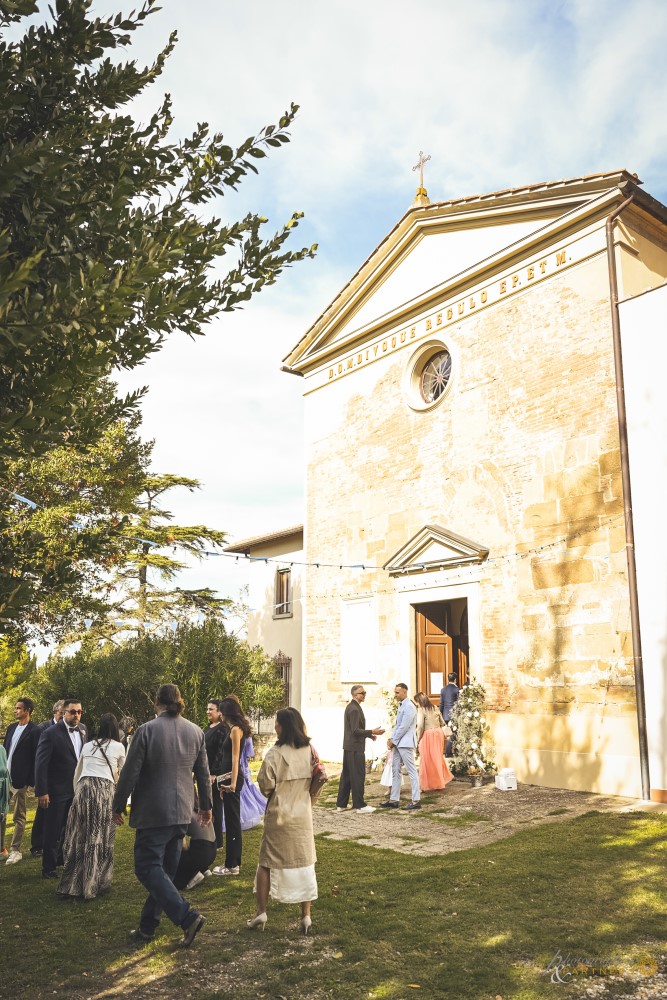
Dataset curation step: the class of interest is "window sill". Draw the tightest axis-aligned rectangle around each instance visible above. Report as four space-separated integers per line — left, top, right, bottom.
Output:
273 611 293 620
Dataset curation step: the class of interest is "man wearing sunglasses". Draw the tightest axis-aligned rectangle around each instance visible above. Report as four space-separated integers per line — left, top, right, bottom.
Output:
34 699 88 879
335 685 384 813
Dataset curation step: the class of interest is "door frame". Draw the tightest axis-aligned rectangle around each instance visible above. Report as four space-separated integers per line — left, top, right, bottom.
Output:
395 576 482 694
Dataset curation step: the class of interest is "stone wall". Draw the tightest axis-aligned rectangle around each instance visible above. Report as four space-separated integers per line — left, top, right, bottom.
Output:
300 247 643 793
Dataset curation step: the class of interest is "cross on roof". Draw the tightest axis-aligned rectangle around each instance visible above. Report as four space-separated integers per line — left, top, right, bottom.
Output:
412 150 431 191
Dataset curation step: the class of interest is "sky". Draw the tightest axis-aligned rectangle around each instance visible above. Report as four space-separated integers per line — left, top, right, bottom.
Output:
94 0 667 606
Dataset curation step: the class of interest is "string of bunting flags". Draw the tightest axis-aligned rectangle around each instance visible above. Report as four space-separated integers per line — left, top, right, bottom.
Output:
202 512 626 573
206 513 628 616
5 486 627 617
4 488 160 549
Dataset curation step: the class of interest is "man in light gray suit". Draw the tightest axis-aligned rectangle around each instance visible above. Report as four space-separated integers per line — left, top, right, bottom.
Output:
380 682 421 811
113 684 212 947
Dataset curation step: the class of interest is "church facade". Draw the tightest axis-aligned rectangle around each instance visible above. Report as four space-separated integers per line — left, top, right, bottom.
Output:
280 169 667 799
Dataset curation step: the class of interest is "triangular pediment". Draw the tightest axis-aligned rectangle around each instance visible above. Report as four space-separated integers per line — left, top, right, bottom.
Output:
284 170 640 373
384 524 489 575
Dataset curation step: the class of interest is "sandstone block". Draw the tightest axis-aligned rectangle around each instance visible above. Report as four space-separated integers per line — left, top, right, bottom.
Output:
560 492 605 522
599 449 621 477
523 500 558 529
532 558 594 589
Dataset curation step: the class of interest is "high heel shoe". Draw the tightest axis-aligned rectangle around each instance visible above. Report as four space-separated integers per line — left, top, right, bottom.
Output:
299 915 312 935
246 913 267 931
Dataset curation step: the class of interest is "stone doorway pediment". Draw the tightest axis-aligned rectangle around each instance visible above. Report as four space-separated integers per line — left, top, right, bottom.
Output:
383 524 489 576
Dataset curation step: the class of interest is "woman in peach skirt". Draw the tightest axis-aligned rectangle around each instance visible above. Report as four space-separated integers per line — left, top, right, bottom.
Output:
415 692 454 792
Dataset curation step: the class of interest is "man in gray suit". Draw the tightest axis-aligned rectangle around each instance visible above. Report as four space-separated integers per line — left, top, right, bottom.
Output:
380 682 421 811
113 684 212 947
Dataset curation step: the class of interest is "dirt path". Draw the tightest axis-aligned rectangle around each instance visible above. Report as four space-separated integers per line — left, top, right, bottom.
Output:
314 768 666 856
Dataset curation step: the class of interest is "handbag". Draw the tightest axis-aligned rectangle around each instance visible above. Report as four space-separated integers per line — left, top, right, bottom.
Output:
309 745 329 800
438 709 452 739
216 772 233 796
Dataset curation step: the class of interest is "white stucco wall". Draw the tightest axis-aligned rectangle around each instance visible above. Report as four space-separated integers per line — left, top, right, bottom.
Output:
242 535 304 721
620 281 667 796
335 216 557 341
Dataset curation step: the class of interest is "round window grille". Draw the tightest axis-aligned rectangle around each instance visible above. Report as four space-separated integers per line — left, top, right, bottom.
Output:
403 340 455 412
419 349 452 404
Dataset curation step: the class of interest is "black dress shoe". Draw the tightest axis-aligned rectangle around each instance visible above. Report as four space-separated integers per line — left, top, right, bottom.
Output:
31 849 43 857
129 928 154 944
181 914 205 947
402 802 422 811
379 800 399 809
42 871 58 879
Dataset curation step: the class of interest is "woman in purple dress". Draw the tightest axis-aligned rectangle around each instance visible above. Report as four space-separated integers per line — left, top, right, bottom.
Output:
238 738 267 830
218 737 267 836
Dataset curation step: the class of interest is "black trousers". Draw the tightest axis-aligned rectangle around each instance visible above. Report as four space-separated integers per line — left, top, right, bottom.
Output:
31 804 45 852
42 796 72 875
211 784 224 849
222 772 244 868
173 840 217 890
336 750 367 809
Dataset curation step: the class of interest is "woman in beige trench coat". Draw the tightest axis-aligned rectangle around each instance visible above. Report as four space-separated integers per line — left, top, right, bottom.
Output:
247 707 317 934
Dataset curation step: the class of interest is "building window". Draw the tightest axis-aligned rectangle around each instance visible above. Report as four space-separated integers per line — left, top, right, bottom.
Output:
272 651 291 705
274 568 292 618
340 597 377 682
403 340 455 412
420 349 452 403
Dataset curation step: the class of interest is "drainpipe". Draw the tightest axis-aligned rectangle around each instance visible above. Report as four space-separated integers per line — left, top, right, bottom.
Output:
605 191 650 800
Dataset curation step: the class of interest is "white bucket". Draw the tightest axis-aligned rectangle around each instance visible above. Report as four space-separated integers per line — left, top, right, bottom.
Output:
495 767 517 791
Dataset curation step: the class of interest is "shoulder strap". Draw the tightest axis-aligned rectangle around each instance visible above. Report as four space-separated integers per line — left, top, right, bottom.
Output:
92 739 115 779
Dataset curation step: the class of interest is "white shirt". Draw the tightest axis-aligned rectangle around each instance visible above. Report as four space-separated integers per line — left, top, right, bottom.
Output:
7 723 27 773
67 726 83 759
74 739 126 784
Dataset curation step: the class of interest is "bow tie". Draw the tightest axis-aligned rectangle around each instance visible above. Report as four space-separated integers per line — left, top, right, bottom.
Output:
68 727 80 734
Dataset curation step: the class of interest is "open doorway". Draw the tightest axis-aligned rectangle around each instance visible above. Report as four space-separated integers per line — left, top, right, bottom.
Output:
414 599 468 705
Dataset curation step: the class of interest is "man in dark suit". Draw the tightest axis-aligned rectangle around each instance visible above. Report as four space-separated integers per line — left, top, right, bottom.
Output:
112 683 212 947
34 698 87 878
439 673 460 721
3 697 38 864
30 700 65 857
439 673 460 756
335 685 384 813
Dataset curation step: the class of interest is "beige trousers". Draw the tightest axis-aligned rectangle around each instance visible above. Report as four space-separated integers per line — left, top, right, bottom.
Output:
8 785 29 853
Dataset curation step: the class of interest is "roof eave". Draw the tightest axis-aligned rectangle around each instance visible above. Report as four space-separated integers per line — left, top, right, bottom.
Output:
224 525 304 554
283 170 641 370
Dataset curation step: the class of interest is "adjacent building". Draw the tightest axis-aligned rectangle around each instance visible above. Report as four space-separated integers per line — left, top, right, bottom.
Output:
224 526 303 712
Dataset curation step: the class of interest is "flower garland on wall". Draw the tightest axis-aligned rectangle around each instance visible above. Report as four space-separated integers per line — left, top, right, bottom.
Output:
449 679 496 778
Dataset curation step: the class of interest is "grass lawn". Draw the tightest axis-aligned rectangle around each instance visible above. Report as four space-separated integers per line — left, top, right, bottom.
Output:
0 805 665 999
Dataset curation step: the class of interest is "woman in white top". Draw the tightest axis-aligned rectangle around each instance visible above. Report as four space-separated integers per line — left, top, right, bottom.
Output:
57 713 126 899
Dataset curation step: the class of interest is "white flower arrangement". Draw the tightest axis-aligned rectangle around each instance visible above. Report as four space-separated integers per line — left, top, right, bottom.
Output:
449 678 495 778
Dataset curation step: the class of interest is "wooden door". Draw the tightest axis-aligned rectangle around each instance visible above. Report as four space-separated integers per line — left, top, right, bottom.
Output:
454 605 469 687
416 602 453 706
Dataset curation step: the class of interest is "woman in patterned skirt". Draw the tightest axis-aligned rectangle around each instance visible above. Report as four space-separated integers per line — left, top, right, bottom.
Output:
57 713 126 899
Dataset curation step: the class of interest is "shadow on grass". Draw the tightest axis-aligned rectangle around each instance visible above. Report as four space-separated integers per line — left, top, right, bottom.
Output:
1 807 665 1000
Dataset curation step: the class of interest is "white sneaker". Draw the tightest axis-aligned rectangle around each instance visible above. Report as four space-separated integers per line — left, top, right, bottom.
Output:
203 869 212 878
5 851 22 865
211 865 240 875
336 806 349 812
184 871 205 890
356 806 376 813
